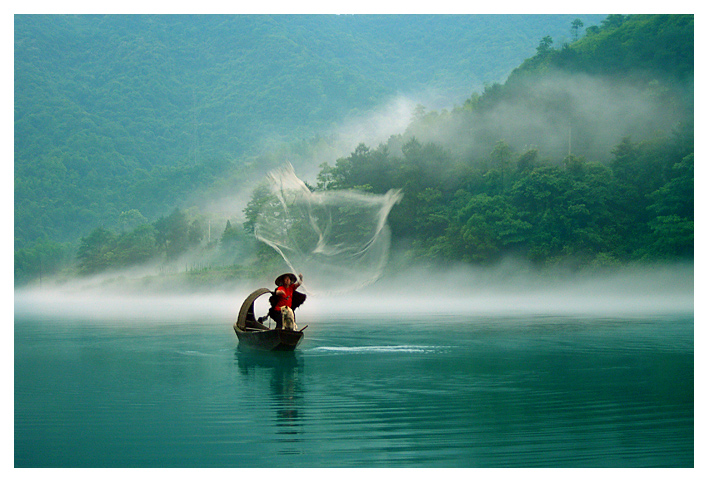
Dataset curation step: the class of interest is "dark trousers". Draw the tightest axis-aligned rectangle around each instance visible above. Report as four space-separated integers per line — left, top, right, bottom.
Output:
268 308 287 330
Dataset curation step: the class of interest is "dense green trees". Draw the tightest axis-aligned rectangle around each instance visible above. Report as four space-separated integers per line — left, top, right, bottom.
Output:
308 12 694 268
16 14 601 252
314 125 692 268
14 14 693 284
646 153 694 258
509 14 693 89
14 239 74 284
71 208 246 276
59 122 694 280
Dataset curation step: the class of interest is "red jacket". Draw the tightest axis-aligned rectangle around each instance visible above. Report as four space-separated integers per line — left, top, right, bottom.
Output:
274 284 295 310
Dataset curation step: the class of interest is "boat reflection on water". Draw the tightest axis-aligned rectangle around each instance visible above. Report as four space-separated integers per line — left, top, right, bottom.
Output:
235 350 305 447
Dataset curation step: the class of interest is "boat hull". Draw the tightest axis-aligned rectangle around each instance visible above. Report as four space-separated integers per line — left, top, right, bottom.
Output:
234 325 304 351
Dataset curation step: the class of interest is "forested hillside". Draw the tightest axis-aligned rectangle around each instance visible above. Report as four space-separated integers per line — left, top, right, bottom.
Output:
314 14 693 268
17 14 694 286
15 14 605 252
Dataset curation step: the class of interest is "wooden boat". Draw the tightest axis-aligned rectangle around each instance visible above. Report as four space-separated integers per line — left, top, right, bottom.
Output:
233 287 306 351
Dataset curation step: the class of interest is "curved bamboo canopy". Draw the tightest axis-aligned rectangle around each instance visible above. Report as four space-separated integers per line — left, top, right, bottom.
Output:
236 287 272 330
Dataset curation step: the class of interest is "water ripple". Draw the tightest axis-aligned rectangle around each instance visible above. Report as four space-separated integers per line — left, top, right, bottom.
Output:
308 345 446 354
15 314 693 467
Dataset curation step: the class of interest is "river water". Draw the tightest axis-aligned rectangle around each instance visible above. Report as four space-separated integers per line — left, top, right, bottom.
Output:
15 305 693 467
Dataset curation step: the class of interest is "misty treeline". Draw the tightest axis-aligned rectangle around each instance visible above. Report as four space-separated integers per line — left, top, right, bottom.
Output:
14 14 693 284
15 14 601 253
72 208 255 275
314 131 693 267
15 205 259 279
313 14 693 268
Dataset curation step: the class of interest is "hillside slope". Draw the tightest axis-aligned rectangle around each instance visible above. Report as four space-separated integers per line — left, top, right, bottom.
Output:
14 14 605 248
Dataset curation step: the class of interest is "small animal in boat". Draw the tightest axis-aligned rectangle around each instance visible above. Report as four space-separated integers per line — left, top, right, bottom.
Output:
281 306 297 330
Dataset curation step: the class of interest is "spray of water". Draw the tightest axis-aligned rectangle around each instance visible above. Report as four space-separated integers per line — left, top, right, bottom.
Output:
254 163 402 295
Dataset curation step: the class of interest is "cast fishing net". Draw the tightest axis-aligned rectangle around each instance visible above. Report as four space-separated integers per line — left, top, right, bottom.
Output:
254 163 402 295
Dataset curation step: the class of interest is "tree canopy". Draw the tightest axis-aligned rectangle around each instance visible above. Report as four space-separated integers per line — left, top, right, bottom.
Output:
15 14 693 285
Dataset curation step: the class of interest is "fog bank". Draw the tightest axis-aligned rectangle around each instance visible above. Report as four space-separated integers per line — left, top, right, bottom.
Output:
14 262 693 323
321 261 694 318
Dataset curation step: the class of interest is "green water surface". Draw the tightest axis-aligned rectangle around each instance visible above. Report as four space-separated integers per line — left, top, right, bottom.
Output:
15 314 693 467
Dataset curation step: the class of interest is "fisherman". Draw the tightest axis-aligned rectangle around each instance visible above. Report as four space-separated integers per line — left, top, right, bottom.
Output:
269 273 306 330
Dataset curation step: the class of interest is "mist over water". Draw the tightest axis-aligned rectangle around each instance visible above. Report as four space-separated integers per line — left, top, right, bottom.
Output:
14 201 694 468
14 262 694 467
343 260 694 317
14 261 693 323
